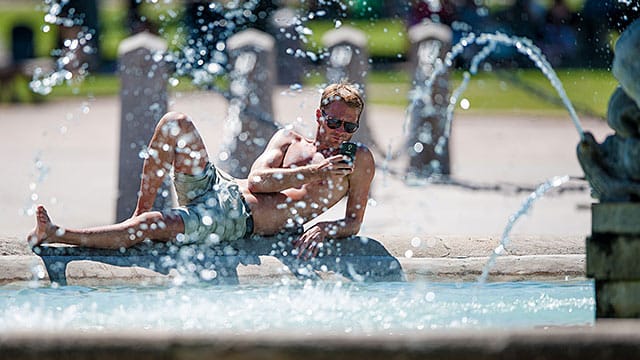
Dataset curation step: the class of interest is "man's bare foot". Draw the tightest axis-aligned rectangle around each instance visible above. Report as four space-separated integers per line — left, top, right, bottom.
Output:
26 205 57 247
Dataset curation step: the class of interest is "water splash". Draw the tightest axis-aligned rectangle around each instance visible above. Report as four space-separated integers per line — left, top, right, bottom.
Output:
0 281 594 333
477 175 571 284
21 152 51 217
407 32 586 168
30 0 97 95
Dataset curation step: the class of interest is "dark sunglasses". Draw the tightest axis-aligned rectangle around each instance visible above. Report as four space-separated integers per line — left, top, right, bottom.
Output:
321 110 359 133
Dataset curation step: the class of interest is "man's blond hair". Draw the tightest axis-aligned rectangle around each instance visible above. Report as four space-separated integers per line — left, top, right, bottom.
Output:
320 82 364 121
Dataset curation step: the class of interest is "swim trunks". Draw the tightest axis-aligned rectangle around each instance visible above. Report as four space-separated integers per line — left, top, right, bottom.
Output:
172 162 253 244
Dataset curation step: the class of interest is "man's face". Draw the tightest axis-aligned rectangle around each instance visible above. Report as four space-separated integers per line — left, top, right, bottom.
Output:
316 101 360 148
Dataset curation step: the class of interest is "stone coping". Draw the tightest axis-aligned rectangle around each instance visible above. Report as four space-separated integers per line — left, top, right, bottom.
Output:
0 234 586 286
1 320 639 360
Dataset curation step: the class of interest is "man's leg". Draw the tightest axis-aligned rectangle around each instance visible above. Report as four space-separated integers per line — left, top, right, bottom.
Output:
27 111 211 249
133 111 210 216
27 205 183 249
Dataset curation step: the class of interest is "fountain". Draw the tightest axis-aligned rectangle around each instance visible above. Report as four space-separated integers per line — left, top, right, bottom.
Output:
3 1 640 359
578 18 640 318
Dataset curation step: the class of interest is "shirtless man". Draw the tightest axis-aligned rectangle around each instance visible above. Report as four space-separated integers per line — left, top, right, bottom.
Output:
27 83 375 259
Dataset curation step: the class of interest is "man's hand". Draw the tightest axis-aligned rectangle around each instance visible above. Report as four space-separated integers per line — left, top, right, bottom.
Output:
314 155 354 177
292 225 331 260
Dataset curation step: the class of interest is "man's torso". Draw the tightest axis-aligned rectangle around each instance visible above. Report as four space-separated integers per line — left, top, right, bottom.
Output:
239 135 350 234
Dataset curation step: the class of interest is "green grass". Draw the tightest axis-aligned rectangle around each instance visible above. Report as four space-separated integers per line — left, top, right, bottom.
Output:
362 68 617 117
43 74 200 99
30 68 616 119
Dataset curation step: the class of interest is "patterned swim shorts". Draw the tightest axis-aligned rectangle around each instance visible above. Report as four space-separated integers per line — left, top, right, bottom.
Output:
172 163 253 244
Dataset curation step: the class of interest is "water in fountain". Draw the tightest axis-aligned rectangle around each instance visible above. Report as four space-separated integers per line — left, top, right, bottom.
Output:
407 32 587 170
477 175 572 284
0 280 594 333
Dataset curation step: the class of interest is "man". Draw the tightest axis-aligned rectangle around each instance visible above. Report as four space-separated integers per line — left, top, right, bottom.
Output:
28 83 375 259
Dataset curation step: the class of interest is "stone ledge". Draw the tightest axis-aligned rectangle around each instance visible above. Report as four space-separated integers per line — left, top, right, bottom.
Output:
0 234 587 286
1 234 588 258
2 320 640 360
0 253 585 286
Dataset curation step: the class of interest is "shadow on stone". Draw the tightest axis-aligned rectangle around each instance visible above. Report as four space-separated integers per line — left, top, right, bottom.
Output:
33 234 404 286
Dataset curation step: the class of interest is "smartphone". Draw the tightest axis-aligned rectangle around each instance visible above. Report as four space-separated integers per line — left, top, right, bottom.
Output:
339 141 358 164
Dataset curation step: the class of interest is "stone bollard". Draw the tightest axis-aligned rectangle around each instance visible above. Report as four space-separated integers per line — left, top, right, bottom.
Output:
116 31 172 222
322 26 373 146
579 19 640 318
405 21 452 179
269 7 305 85
219 28 278 178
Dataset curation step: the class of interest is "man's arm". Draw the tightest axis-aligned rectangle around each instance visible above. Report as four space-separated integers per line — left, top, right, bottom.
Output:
294 145 376 259
247 129 352 193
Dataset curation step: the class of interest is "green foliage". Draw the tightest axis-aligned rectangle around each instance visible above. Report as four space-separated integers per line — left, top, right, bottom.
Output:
0 7 57 58
99 5 128 62
1 0 616 118
304 19 409 59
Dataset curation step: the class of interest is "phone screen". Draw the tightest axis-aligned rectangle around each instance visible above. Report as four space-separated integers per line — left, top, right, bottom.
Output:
340 142 357 163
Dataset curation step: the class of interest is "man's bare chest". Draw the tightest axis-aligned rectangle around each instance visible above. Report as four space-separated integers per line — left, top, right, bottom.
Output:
282 141 321 168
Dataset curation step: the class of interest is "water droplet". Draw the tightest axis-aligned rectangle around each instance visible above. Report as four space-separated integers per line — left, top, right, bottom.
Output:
425 292 436 302
206 62 222 74
138 148 150 160
413 142 424 153
411 237 421 247
200 269 217 280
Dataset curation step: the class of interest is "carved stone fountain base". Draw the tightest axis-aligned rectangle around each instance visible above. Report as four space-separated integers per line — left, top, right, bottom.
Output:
587 203 640 317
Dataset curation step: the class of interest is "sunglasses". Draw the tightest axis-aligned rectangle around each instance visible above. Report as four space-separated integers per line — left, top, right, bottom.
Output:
321 110 359 133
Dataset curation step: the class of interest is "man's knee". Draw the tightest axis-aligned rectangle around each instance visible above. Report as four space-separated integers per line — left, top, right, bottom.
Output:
125 211 177 243
134 211 166 227
157 111 191 137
